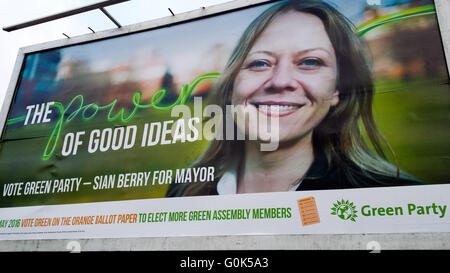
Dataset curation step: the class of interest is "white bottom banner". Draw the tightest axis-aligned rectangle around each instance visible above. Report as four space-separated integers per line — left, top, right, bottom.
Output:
0 184 449 240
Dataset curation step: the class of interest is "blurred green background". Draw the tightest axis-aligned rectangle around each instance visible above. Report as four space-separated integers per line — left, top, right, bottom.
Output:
0 102 211 207
371 77 449 183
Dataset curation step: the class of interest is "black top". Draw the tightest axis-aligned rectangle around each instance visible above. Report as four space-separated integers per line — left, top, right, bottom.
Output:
166 152 421 197
295 152 421 191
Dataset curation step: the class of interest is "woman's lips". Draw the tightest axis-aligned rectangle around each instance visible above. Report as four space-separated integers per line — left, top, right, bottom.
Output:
249 101 304 117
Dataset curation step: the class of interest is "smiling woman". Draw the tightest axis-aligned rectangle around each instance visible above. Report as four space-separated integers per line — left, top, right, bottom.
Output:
167 0 421 197
231 11 340 146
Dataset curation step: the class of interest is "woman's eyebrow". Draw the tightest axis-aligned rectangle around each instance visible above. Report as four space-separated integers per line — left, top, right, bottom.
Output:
247 48 333 58
294 47 333 58
246 50 276 58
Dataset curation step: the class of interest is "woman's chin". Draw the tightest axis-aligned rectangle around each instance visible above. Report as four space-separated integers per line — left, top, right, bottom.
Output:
241 131 312 152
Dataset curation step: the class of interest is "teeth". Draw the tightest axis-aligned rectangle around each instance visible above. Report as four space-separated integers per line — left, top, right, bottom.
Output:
258 105 298 111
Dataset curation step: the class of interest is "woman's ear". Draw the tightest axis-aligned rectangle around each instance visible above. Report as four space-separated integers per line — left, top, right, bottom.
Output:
331 90 340 106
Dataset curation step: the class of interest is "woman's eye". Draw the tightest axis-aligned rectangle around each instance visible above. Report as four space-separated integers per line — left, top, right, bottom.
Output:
246 60 270 70
298 58 325 69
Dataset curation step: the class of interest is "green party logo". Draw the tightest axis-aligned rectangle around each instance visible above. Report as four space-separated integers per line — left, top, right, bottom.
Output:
331 199 358 222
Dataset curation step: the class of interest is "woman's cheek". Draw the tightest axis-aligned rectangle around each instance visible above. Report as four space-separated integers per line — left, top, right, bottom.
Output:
309 71 338 96
232 71 268 105
231 84 251 106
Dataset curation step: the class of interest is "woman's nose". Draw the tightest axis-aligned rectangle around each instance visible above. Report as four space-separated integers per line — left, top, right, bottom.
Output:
265 61 299 92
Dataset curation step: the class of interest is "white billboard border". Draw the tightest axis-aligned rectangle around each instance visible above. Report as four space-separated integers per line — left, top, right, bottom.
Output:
0 0 449 251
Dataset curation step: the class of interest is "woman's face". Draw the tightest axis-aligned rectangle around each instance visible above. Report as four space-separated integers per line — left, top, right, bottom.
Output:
231 11 339 144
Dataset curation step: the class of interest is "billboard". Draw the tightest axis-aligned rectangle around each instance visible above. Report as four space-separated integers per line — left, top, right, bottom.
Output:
0 0 449 240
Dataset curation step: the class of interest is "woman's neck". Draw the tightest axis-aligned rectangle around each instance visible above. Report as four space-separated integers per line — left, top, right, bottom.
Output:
237 133 315 193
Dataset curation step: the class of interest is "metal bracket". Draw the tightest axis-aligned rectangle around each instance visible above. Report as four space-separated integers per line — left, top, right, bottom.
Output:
2 0 129 32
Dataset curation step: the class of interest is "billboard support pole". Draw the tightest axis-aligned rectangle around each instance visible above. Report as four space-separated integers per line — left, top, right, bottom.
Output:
2 0 128 32
99 7 122 28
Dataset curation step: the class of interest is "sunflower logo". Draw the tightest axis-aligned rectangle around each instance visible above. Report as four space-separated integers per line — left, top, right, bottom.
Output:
331 199 358 222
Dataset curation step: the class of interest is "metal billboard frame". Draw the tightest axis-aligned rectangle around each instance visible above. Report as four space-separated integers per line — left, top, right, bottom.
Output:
0 0 449 251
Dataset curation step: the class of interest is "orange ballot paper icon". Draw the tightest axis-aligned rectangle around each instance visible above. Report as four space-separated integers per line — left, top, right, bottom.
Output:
297 197 320 226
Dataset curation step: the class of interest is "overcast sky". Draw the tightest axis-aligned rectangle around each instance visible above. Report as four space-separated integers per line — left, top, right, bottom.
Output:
0 0 233 109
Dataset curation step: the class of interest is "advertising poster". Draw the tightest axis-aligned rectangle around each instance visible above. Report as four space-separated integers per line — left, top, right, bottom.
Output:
0 0 449 240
